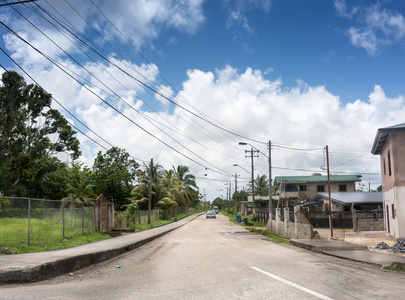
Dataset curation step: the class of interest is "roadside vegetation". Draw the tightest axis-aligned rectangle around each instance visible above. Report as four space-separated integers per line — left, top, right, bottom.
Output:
0 230 110 254
225 212 290 244
0 209 204 255
124 209 204 231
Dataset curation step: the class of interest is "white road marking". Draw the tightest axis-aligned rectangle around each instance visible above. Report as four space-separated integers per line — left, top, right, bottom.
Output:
251 266 334 300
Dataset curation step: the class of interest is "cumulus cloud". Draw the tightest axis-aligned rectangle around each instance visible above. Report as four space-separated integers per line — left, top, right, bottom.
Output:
2 0 401 200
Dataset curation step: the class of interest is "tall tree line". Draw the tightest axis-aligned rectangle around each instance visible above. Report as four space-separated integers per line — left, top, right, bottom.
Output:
0 71 200 209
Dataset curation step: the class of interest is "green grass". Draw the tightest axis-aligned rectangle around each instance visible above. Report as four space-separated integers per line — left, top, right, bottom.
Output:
246 227 290 244
0 231 110 254
0 217 108 254
129 210 203 231
225 212 290 244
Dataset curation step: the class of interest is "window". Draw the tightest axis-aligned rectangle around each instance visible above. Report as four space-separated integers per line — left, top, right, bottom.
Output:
285 184 298 192
299 185 307 191
388 151 392 176
339 185 347 192
383 158 386 175
317 185 325 192
392 204 395 219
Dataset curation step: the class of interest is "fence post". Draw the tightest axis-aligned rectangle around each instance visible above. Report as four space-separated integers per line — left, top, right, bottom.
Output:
284 207 289 236
82 202 84 235
28 199 31 245
62 201 65 239
294 206 299 239
276 208 281 234
352 208 357 231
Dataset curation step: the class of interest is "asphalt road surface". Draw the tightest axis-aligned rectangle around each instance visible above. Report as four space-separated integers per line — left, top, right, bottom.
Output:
2 214 405 300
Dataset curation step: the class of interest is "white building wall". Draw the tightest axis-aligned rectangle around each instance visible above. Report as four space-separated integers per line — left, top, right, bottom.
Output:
384 186 405 238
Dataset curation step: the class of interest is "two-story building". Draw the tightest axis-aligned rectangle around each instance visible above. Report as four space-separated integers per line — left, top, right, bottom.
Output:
371 123 405 238
274 175 362 206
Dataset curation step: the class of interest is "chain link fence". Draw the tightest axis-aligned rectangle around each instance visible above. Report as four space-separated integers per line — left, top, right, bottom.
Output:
0 196 95 246
114 206 195 230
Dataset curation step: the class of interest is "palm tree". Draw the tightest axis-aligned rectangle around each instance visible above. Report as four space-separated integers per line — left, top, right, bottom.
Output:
173 165 198 206
255 174 269 196
62 179 98 207
129 163 168 210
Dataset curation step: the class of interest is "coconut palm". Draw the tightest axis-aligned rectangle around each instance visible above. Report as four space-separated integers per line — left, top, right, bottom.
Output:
173 165 198 205
255 174 269 196
62 179 98 207
129 163 167 210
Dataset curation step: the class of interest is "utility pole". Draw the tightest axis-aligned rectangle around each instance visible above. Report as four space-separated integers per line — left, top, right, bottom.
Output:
235 173 238 215
148 158 153 225
326 146 333 238
245 148 259 202
268 140 272 229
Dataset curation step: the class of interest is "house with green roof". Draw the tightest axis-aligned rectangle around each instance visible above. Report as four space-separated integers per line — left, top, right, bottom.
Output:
274 175 362 205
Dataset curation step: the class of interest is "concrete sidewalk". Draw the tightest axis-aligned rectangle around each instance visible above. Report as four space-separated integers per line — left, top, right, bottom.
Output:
290 238 405 268
0 213 202 283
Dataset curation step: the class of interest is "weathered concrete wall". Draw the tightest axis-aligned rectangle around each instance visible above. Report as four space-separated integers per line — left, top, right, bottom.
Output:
266 207 314 239
357 219 384 231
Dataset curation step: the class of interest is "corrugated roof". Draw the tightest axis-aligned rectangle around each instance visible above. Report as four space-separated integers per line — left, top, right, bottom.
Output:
274 175 362 185
310 192 383 204
371 123 405 155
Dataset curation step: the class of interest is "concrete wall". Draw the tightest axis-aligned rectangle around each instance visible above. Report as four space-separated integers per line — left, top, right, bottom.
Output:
384 186 405 238
266 207 314 239
379 132 405 238
381 132 405 191
357 219 384 231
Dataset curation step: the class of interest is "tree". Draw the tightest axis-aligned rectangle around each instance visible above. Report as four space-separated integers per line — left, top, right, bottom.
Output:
211 197 223 209
254 174 269 196
173 165 199 206
0 71 81 197
92 147 139 208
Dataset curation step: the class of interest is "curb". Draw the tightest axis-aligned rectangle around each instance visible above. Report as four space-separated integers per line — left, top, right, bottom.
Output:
1 213 203 283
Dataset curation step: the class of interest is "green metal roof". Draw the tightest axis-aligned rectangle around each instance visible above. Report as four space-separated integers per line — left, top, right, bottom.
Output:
274 175 362 185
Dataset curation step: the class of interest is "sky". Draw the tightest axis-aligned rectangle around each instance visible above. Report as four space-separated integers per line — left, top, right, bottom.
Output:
1 0 405 202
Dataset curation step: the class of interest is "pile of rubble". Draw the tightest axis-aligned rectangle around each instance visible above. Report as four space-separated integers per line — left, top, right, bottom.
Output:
375 238 405 253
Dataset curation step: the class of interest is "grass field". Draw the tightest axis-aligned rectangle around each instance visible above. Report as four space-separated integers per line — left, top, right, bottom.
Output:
0 217 108 254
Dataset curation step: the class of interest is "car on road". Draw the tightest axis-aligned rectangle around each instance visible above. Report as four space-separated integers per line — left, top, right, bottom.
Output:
206 210 216 219
213 206 219 214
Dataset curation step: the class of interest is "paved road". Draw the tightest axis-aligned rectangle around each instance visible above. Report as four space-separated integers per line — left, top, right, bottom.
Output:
1 214 405 299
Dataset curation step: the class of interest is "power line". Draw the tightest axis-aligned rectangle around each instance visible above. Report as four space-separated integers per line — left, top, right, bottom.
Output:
0 0 37 6
0 21 235 177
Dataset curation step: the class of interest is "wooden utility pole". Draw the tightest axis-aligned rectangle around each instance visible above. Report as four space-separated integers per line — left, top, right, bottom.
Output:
326 145 333 238
268 140 272 230
148 158 153 225
235 173 238 215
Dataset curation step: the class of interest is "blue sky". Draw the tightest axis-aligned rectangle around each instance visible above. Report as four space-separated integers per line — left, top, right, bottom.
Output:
1 0 405 201
149 0 405 102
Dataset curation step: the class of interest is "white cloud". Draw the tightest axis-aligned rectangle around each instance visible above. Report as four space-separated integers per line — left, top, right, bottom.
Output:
3 1 401 201
335 1 405 55
224 0 271 34
90 0 205 47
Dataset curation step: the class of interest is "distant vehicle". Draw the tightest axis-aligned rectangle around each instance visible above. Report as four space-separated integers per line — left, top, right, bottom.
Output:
213 206 219 214
206 211 216 219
